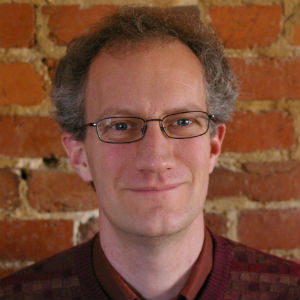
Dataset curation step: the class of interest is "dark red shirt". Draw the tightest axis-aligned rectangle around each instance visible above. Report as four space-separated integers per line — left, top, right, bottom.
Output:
92 228 213 300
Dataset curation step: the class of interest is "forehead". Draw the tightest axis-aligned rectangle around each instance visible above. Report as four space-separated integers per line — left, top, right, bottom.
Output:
85 39 207 118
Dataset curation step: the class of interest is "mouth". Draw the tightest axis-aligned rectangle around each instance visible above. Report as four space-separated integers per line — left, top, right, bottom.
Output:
127 184 181 194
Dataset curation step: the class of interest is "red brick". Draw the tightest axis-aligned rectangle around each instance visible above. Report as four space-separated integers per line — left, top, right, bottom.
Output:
0 220 73 260
208 161 300 202
291 24 300 46
204 213 227 235
223 111 296 152
230 58 300 101
0 116 65 158
208 168 244 199
78 217 99 244
238 209 300 249
0 4 34 48
243 161 300 202
42 5 117 45
0 169 19 210
28 170 98 212
0 63 44 106
210 5 281 49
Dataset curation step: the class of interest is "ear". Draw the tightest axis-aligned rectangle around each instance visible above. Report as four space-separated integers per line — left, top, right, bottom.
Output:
209 124 226 174
61 132 93 182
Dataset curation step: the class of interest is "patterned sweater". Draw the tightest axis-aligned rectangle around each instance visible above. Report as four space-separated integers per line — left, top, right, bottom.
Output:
0 233 299 300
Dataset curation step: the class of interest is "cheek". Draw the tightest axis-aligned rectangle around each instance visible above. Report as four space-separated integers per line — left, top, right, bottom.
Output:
178 138 211 169
86 142 135 188
180 139 212 194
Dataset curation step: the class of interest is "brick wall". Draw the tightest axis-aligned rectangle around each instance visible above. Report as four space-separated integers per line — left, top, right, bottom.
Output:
0 0 299 278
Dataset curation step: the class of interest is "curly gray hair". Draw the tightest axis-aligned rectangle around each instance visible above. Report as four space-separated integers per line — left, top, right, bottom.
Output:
52 6 238 140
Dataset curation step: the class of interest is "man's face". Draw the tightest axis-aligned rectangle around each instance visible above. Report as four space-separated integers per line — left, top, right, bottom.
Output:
73 40 224 238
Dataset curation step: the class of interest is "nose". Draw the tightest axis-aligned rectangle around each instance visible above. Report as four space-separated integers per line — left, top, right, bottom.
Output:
135 120 175 174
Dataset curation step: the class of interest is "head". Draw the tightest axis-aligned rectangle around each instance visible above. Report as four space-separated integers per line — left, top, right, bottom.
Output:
53 6 237 140
53 7 237 239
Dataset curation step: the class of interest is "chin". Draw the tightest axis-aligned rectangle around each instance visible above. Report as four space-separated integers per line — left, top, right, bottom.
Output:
128 210 202 240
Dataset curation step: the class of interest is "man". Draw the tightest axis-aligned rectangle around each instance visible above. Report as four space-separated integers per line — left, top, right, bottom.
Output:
0 7 299 300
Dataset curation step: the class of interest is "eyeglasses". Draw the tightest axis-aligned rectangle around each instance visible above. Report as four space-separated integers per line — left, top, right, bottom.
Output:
84 111 215 144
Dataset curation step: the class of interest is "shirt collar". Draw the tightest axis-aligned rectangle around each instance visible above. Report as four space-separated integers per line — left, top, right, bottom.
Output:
178 227 213 300
93 235 139 300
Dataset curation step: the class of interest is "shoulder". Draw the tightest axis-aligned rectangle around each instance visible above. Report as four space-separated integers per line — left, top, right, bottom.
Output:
223 235 300 276
212 233 300 300
0 238 94 300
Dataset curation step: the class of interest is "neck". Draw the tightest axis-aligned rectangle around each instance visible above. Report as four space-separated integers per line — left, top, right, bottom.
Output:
99 214 205 300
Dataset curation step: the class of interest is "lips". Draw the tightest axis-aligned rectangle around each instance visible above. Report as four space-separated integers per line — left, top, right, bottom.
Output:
126 183 181 193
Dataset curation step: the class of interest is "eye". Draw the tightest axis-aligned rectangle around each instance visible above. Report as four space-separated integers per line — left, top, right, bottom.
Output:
113 122 129 131
175 118 192 126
